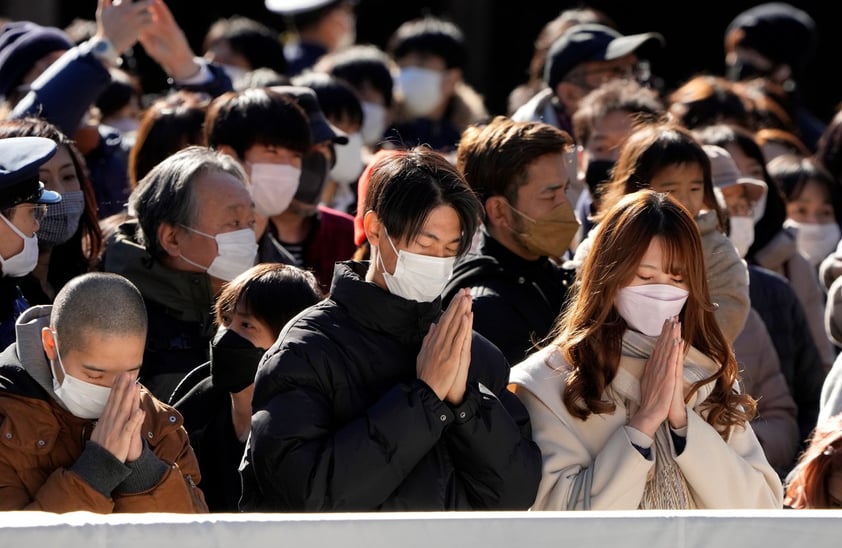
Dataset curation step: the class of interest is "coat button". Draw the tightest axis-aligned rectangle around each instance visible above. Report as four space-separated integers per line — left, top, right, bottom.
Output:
147 432 154 438
517 276 525 284
459 411 467 419
4 432 11 439
439 414 447 422
168 415 177 423
37 440 45 447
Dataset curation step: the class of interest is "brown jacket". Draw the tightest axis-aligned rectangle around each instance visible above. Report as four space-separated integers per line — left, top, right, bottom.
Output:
0 306 207 513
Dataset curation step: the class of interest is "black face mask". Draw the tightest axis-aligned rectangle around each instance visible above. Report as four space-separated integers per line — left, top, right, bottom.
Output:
585 159 615 198
294 150 330 206
209 329 266 393
726 59 769 82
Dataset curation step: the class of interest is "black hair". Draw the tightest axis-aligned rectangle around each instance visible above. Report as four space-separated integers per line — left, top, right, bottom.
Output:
317 44 395 107
51 273 147 354
204 87 312 160
387 16 467 70
365 146 481 255
292 71 363 127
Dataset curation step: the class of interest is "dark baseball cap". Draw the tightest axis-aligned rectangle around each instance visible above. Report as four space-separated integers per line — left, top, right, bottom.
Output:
544 23 664 89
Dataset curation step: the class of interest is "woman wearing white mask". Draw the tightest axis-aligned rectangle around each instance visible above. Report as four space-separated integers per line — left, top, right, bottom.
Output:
240 146 543 511
510 190 783 510
770 154 842 270
0 135 61 350
0 118 104 305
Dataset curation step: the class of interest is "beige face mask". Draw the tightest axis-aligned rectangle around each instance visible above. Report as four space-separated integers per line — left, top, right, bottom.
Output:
507 199 580 258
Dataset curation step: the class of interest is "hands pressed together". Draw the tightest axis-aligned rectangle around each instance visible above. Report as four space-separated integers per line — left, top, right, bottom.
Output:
416 288 474 406
629 316 688 438
90 372 145 463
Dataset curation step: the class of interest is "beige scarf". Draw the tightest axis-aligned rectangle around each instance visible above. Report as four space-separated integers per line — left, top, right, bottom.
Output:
608 330 720 509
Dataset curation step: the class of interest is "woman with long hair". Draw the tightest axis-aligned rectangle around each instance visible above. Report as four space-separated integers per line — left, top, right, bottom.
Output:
510 190 782 510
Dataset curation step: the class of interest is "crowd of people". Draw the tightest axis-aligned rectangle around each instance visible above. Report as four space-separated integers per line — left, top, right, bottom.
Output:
0 0 841 513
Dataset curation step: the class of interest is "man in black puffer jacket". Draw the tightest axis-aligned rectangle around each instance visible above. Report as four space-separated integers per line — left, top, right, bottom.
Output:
239 147 542 511
442 117 579 366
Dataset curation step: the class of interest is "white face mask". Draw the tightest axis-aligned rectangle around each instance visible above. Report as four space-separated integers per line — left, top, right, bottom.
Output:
330 132 364 185
249 163 301 217
39 190 85 246
107 117 140 136
397 67 444 118
49 331 112 419
614 284 689 337
0 212 39 278
728 216 755 258
361 101 388 146
180 226 258 282
784 219 842 267
378 229 456 302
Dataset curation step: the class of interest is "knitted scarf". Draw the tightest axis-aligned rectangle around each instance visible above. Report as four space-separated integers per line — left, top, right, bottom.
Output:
609 330 721 509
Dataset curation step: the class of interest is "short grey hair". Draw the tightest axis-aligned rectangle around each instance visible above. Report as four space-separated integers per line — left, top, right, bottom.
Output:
51 273 148 355
129 146 248 261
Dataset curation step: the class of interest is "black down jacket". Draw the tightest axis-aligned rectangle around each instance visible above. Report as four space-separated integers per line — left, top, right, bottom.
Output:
239 261 542 511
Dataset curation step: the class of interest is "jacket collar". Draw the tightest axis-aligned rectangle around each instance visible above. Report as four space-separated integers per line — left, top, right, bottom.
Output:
0 304 55 399
479 230 550 273
103 219 214 323
329 261 442 345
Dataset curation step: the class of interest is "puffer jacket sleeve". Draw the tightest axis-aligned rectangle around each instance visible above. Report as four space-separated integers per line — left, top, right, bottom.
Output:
243 337 458 511
112 393 208 513
10 46 110 136
440 334 542 509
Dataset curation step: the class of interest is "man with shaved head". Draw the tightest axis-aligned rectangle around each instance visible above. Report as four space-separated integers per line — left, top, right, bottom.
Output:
0 272 207 512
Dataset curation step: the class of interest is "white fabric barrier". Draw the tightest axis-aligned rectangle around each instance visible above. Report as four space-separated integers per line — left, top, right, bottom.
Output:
0 510 839 548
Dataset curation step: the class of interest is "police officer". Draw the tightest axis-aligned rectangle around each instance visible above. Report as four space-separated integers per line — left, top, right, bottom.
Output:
0 136 61 348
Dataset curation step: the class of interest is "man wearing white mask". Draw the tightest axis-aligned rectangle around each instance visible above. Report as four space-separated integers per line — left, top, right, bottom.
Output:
103 147 257 401
383 16 488 158
0 272 207 512
0 136 61 350
240 147 542 511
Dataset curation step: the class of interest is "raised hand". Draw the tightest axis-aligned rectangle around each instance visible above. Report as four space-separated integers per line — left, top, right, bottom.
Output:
629 316 683 438
90 372 146 463
97 0 155 55
417 288 472 401
137 0 200 80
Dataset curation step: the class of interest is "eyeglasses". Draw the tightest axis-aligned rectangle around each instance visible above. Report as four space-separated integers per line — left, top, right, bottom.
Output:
16 203 48 223
563 61 652 91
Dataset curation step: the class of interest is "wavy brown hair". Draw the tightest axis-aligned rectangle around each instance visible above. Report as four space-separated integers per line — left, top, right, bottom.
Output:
785 413 842 508
551 190 755 436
